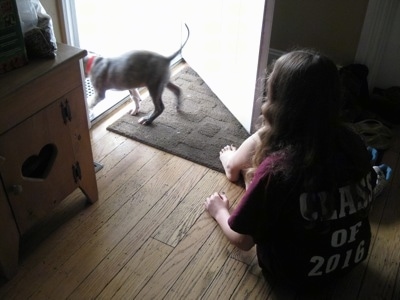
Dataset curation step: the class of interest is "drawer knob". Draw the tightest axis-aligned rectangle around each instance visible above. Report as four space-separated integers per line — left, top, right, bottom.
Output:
10 185 23 195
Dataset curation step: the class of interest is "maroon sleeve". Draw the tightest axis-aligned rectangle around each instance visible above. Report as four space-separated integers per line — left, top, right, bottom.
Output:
228 158 272 236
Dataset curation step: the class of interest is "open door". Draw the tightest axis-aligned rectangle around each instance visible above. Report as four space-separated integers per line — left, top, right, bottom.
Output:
182 0 274 133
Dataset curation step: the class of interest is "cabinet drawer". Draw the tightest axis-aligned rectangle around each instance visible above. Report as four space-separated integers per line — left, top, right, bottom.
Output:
0 61 83 134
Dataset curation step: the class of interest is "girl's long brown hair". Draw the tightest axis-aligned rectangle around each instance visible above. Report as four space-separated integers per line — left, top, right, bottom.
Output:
248 49 342 191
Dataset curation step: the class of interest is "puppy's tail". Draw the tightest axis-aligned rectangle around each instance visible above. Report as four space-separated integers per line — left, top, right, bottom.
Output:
168 23 190 61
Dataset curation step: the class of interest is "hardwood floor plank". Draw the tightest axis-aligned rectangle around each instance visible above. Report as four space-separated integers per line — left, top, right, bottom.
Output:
95 142 163 201
91 132 127 163
394 267 400 300
0 143 172 299
152 169 244 247
231 269 274 300
162 220 235 300
0 190 89 297
155 177 254 299
135 205 226 299
357 149 400 300
0 130 135 297
230 247 257 265
140 177 241 298
31 155 192 298
68 160 209 298
97 238 173 300
200 257 248 299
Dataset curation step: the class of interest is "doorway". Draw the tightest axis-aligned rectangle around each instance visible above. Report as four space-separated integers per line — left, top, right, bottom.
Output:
182 0 273 132
61 0 274 132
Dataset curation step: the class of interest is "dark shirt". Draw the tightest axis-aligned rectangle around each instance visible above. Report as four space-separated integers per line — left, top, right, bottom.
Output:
228 130 374 288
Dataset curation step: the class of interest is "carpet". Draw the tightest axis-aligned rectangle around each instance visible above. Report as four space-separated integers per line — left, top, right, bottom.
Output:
106 65 250 173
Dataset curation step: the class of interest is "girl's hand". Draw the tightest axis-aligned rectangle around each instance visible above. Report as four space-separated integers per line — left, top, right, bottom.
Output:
204 192 229 219
204 192 255 251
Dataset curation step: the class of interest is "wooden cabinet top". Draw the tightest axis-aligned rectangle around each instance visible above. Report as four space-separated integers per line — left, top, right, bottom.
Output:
0 43 87 100
0 44 88 135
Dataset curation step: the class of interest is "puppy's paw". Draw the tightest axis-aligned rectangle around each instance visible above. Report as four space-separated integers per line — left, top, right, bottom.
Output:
129 103 139 115
138 116 153 125
88 109 95 120
87 95 97 109
129 108 139 116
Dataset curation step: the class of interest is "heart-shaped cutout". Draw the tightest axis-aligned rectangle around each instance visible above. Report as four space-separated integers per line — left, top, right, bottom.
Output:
21 144 57 179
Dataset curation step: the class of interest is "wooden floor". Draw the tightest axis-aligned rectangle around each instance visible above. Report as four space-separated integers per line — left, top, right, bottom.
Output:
1 101 400 299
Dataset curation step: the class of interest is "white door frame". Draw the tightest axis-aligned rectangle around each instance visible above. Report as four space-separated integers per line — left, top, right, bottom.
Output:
59 0 79 47
251 0 275 133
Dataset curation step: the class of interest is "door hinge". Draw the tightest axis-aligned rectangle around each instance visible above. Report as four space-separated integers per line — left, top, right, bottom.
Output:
72 161 81 183
61 99 72 124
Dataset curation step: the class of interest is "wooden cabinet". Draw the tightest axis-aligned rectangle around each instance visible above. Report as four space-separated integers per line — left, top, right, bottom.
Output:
0 44 98 279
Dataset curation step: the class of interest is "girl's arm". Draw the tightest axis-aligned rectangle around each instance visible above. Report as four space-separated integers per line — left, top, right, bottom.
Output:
205 192 255 251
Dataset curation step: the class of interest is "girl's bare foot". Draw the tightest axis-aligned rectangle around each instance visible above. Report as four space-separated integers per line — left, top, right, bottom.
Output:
220 145 237 178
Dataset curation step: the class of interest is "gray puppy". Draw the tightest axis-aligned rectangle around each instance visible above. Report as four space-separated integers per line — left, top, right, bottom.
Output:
84 24 190 125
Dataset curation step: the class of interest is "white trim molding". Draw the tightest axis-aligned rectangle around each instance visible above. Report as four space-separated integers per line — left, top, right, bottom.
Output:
355 0 400 90
60 0 80 47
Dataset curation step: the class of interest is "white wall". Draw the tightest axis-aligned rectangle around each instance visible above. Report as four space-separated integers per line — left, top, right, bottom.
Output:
374 6 400 89
356 0 400 90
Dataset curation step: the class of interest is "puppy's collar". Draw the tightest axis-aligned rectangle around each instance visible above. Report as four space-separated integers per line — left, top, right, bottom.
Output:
86 55 96 74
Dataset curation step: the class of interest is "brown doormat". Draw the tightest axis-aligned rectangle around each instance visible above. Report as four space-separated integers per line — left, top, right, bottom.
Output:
106 65 250 173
